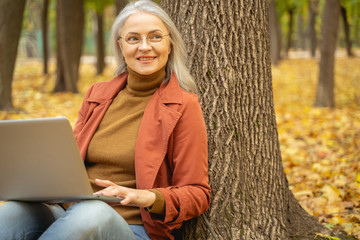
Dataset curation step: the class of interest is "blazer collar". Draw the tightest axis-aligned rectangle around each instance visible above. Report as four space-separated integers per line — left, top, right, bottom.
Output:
86 72 183 105
86 73 127 104
157 72 183 105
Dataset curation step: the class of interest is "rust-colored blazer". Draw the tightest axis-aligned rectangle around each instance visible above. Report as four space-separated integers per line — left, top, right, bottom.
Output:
73 73 211 239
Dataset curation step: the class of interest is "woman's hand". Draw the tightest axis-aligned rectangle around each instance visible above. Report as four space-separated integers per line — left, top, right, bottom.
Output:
94 179 156 208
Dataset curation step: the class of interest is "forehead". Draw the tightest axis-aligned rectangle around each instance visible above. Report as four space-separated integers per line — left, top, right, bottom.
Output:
121 12 168 34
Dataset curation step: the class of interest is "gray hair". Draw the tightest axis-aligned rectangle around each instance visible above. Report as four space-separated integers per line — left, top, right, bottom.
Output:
110 0 196 92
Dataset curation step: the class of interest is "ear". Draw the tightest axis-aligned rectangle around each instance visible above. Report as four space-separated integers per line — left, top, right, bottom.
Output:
118 39 124 52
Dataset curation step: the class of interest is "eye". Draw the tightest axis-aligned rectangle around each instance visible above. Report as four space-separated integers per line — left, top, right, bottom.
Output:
148 32 163 42
125 34 141 44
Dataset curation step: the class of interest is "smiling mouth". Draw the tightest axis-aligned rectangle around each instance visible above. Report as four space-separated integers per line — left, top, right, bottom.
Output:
138 57 156 61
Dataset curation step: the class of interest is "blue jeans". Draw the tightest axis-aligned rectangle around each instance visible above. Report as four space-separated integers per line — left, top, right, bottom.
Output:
0 200 151 240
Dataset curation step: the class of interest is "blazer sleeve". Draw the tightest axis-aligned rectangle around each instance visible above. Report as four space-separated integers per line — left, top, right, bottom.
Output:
155 93 211 224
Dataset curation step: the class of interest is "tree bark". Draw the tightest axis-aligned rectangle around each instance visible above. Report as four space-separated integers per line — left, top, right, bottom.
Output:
41 0 49 74
160 0 330 239
93 12 105 75
269 0 281 65
0 0 26 110
308 0 319 58
340 5 353 57
54 0 84 93
315 0 340 108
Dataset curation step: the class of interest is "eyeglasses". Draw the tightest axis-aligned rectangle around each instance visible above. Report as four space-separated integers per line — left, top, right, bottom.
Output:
119 31 170 45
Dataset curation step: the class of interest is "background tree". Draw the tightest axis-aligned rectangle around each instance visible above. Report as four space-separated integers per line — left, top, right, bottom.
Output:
41 0 50 74
53 0 84 92
295 2 307 51
21 1 42 58
114 0 129 15
270 0 282 65
93 10 105 75
350 0 360 47
0 0 26 110
276 0 307 57
86 0 113 75
284 1 296 56
308 0 319 58
340 2 353 57
160 0 331 239
315 0 341 108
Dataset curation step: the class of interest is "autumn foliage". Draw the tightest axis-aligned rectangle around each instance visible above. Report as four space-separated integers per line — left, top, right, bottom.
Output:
0 56 359 238
272 56 360 238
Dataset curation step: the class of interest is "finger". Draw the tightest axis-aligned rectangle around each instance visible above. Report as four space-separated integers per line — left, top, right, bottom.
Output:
95 179 117 187
95 185 130 199
119 195 138 207
120 197 132 206
95 186 119 196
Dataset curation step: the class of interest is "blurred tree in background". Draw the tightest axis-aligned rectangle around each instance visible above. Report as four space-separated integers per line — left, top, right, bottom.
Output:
1 0 359 110
54 0 84 93
315 0 341 108
271 0 360 60
0 0 26 110
86 0 114 75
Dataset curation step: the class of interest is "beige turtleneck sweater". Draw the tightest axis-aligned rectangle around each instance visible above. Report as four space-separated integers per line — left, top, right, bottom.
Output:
85 67 166 224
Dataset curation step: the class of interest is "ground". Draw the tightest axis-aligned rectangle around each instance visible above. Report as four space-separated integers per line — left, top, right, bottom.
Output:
0 52 359 239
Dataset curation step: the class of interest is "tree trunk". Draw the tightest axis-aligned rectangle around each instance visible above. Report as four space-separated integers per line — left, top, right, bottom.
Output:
340 5 353 57
355 11 360 47
25 33 36 58
41 0 49 74
308 0 319 58
160 0 331 239
115 0 129 16
269 0 281 65
0 0 26 110
315 0 340 108
286 7 295 56
53 0 84 93
296 14 306 50
93 12 105 75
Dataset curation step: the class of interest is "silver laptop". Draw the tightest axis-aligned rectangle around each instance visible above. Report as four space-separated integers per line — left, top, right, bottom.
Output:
0 117 123 203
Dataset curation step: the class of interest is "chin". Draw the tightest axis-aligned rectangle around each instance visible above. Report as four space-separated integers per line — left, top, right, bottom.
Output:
136 68 160 75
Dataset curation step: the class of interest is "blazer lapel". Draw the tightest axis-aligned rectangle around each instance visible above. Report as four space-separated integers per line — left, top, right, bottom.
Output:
135 73 183 189
77 74 127 159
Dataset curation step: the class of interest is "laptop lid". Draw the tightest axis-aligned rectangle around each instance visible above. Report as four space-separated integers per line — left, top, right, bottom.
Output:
0 117 122 203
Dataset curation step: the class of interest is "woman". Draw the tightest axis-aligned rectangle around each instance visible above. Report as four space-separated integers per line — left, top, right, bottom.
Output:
0 1 210 239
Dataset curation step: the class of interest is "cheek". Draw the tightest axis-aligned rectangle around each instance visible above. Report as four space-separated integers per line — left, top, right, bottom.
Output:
160 45 171 59
122 48 136 60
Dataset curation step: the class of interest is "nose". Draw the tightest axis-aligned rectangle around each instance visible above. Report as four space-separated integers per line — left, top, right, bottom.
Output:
138 36 151 51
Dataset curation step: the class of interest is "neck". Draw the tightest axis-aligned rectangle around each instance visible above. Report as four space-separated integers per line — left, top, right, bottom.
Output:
125 67 165 96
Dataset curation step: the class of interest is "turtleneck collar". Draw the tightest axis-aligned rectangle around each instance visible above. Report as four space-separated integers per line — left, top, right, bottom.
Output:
125 67 166 97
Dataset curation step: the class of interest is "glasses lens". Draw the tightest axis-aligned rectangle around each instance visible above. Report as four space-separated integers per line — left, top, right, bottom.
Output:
148 32 163 43
125 34 141 45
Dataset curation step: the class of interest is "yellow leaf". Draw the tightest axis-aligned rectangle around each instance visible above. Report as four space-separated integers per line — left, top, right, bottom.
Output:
315 233 341 240
320 185 341 203
356 172 360 187
331 216 346 225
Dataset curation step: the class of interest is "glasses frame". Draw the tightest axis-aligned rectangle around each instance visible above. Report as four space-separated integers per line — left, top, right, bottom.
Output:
118 32 170 46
